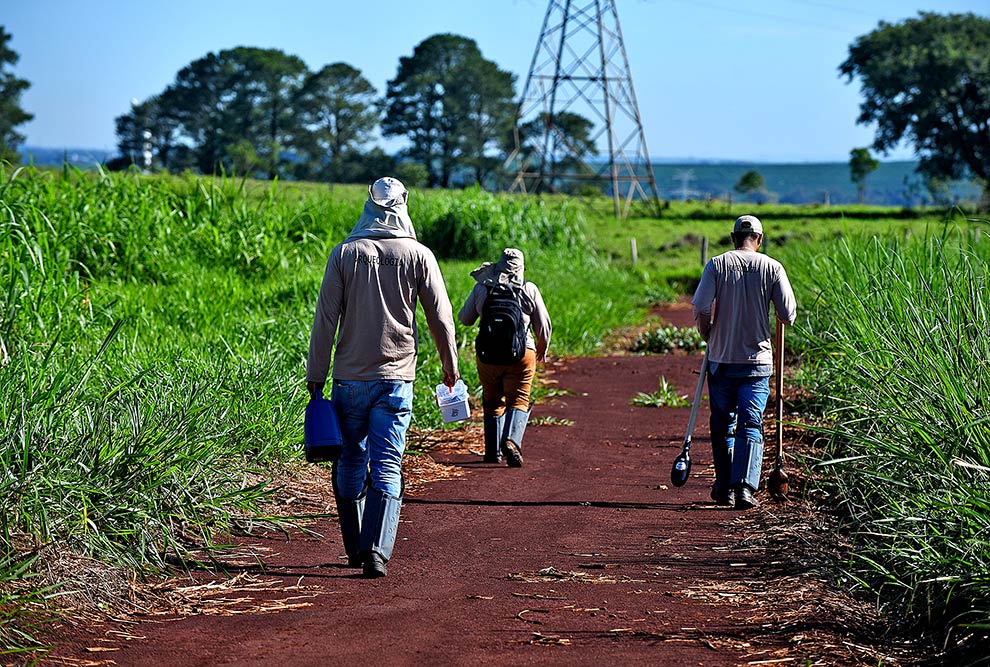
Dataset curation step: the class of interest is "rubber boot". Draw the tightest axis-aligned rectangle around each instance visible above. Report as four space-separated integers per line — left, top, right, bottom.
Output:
483 413 505 463
710 435 734 505
359 487 403 578
731 421 765 495
332 465 368 567
500 407 530 467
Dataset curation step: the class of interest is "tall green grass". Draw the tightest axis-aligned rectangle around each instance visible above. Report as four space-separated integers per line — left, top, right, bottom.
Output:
782 225 990 662
0 165 651 653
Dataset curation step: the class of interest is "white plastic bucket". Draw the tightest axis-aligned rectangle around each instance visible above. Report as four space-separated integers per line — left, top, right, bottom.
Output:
435 380 471 423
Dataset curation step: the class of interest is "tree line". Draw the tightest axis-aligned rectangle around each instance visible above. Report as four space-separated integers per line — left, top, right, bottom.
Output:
112 34 596 190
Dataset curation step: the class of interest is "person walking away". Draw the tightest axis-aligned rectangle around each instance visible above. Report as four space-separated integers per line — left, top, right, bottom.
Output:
307 177 459 577
691 215 796 510
459 248 551 467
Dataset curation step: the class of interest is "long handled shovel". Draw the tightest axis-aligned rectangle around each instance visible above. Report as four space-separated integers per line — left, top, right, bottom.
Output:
768 320 789 500
670 352 709 487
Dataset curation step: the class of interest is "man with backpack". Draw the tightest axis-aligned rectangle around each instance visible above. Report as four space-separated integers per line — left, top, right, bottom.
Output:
459 248 552 467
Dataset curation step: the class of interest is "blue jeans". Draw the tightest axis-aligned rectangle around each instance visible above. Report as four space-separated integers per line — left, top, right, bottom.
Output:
331 379 413 498
707 370 771 492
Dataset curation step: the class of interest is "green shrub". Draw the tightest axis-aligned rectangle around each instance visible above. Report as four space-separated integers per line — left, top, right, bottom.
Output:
631 377 690 407
630 325 706 354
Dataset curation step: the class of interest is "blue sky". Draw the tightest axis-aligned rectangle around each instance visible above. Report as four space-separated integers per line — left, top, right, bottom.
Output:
4 0 988 162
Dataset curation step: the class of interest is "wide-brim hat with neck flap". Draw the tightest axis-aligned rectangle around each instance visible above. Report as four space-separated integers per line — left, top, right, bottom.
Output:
345 176 415 241
471 248 525 288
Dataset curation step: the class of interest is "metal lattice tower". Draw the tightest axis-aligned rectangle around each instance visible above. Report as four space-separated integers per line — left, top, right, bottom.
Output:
507 0 661 218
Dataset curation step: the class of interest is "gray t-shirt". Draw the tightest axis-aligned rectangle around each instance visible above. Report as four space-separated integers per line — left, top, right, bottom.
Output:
692 249 797 366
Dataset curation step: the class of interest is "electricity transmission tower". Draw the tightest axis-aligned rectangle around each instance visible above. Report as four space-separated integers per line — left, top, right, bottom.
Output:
507 0 661 219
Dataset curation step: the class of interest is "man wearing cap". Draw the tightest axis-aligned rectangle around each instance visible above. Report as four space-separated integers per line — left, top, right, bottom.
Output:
307 177 459 577
691 215 796 509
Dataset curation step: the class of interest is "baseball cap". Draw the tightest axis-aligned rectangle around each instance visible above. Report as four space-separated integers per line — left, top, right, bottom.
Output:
733 215 763 235
369 177 408 207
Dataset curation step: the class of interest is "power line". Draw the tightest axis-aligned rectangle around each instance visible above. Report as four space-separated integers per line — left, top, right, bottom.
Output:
664 0 858 34
785 0 882 19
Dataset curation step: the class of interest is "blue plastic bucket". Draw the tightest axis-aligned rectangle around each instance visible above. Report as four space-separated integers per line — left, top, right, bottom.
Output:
304 389 343 463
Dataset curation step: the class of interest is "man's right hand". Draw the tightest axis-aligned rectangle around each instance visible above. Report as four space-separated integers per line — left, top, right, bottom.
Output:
443 370 459 388
307 381 325 400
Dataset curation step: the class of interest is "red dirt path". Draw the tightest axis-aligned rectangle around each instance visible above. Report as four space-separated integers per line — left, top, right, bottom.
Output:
46 307 831 667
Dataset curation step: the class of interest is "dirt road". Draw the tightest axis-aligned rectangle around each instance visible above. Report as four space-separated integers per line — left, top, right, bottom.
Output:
48 308 849 666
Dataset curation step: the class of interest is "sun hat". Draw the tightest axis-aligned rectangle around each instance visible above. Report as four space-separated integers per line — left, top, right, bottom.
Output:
733 214 763 235
369 177 408 207
470 248 525 288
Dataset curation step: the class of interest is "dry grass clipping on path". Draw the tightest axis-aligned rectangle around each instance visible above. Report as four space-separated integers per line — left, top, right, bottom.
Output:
28 426 473 658
669 501 928 667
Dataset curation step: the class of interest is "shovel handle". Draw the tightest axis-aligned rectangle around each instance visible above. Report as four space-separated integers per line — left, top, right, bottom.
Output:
775 320 785 460
684 352 709 438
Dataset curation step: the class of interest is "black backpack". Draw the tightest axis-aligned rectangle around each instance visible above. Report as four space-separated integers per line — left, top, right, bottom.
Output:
476 284 527 365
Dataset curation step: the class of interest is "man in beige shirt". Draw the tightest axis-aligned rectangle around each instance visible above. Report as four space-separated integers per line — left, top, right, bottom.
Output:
307 177 459 577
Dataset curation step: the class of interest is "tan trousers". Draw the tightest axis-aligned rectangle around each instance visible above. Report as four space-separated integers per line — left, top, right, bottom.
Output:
476 348 537 417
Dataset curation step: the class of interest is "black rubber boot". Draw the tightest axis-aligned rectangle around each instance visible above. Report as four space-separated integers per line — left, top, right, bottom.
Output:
733 484 761 510
501 407 530 467
359 487 403 578
332 466 367 567
710 444 734 505
483 413 505 463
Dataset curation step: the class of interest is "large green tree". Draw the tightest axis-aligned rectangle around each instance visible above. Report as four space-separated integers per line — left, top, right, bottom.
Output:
293 63 379 183
0 26 33 164
226 47 308 179
840 12 990 210
119 47 306 178
159 51 237 175
382 34 516 188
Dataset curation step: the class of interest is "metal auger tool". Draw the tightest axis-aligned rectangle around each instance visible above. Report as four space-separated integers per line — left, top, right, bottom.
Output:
670 352 709 487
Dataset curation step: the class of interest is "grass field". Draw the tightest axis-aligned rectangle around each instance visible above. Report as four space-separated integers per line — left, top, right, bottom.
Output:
1 164 987 661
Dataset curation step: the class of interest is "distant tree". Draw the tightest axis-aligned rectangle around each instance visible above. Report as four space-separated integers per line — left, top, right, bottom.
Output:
840 12 990 211
294 63 379 183
0 26 33 164
734 170 766 204
849 147 879 204
382 34 516 188
142 48 306 178
447 52 516 186
514 111 599 193
225 139 261 177
162 51 237 174
335 147 397 186
394 161 429 189
224 47 308 179
114 95 183 170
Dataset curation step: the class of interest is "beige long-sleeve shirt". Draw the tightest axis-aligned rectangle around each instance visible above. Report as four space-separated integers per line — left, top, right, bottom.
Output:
307 236 458 383
458 282 552 362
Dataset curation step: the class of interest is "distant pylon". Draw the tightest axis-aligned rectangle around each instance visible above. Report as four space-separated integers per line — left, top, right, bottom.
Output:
507 0 661 219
